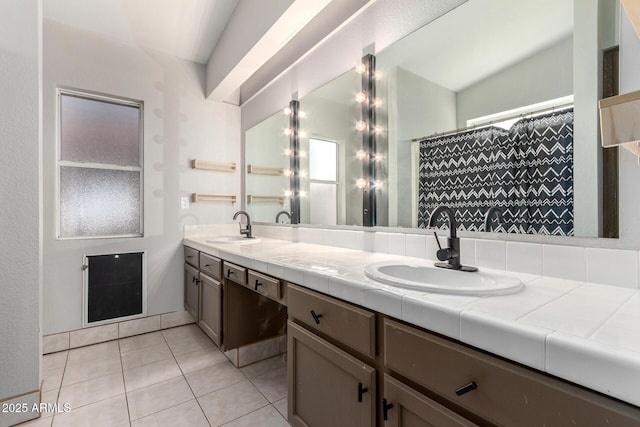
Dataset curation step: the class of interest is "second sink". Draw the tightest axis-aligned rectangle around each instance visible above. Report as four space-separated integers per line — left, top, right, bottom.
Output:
364 261 523 296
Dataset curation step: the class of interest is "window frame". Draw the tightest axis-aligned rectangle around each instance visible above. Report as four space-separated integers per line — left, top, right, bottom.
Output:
56 87 144 240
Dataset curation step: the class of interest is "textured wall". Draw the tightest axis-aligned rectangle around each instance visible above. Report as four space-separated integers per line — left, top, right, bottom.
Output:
0 0 41 409
42 20 241 334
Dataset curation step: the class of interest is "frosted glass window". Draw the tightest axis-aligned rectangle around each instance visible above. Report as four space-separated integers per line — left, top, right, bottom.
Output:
61 94 141 166
309 138 337 181
60 167 141 237
58 89 143 239
310 183 337 225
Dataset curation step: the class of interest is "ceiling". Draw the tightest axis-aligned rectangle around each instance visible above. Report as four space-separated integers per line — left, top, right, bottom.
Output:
43 0 240 64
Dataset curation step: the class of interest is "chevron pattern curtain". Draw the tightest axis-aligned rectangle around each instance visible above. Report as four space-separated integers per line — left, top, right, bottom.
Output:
418 108 574 236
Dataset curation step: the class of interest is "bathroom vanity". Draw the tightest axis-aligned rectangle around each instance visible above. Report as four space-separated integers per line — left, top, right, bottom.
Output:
184 233 640 426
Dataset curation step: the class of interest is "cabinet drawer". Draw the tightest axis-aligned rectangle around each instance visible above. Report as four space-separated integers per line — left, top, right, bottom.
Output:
288 284 375 358
384 318 640 426
199 253 221 280
247 270 283 304
223 261 246 285
184 246 199 268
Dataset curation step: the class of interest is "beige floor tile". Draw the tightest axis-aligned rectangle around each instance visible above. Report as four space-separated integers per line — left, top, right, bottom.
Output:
130 400 209 427
121 342 173 370
250 367 287 403
175 347 227 374
185 361 246 397
221 404 289 427
123 358 182 392
42 352 68 372
38 390 60 419
66 341 120 367
198 380 269 427
62 357 122 387
127 376 194 421
273 398 287 420
42 368 64 393
58 372 124 410
167 333 217 357
52 394 129 427
15 416 53 426
162 324 205 345
240 354 286 380
119 331 165 354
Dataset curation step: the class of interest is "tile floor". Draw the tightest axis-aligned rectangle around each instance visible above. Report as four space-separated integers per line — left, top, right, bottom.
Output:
22 324 289 427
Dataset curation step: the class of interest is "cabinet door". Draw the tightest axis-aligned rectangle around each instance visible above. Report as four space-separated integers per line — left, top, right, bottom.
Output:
184 263 199 320
383 374 476 427
199 272 221 347
288 321 375 427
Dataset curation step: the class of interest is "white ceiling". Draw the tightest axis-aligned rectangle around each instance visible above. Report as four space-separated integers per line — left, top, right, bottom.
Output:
377 0 574 92
43 0 239 64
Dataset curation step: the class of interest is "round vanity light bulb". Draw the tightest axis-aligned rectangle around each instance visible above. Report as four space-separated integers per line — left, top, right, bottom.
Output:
355 63 367 74
374 153 383 162
283 107 292 116
356 178 367 189
283 128 293 136
299 170 307 178
375 180 384 189
284 190 293 198
283 169 292 177
284 148 292 156
355 92 367 103
374 125 384 134
374 98 383 108
355 121 367 131
299 190 307 198
374 70 383 80
355 150 367 160
298 111 307 118
299 130 307 138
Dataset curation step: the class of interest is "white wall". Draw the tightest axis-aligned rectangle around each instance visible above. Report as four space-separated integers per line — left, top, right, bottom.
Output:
42 20 241 334
0 0 42 420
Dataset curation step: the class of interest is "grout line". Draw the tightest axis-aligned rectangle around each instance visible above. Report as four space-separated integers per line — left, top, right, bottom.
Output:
117 339 132 426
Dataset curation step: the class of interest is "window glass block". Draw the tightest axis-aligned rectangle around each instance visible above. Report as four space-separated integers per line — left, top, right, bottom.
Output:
60 167 141 237
60 94 140 166
309 138 337 181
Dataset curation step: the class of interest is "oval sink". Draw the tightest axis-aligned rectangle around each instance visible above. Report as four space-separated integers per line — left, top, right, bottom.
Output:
364 261 523 296
206 236 261 244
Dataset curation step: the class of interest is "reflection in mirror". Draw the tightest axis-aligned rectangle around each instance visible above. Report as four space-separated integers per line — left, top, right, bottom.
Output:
377 0 618 238
245 108 291 223
299 69 364 225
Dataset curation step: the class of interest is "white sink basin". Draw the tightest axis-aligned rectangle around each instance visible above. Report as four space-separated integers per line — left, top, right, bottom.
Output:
364 261 523 296
206 236 261 244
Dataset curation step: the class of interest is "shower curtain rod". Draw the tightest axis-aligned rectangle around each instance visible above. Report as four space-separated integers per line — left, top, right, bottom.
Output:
411 102 574 142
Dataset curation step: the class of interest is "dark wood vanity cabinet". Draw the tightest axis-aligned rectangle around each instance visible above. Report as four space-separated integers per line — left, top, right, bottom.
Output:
287 284 640 427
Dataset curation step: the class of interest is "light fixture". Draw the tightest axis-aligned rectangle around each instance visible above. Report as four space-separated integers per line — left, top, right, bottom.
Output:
298 111 306 118
356 150 367 160
283 107 292 116
299 190 307 198
299 130 307 138
283 128 292 136
355 121 367 131
355 92 367 103
299 170 307 178
374 125 383 134
284 148 292 156
374 98 383 108
356 178 367 189
283 169 292 177
374 153 383 162
284 190 293 198
374 71 383 80
360 53 377 226
355 63 367 74
374 180 383 189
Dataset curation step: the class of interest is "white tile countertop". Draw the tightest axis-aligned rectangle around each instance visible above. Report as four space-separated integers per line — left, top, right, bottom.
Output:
183 234 640 408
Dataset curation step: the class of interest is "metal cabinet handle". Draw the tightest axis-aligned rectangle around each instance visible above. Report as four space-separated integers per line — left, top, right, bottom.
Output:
227 269 234 278
192 276 200 286
357 382 369 402
382 399 394 421
455 381 477 396
204 264 211 267
310 310 323 324
254 279 262 291
186 255 194 258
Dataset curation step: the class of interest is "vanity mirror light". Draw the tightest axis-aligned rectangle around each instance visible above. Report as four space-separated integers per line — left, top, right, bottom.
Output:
376 0 618 238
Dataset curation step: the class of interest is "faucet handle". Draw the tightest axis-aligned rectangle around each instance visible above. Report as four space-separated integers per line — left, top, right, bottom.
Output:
433 232 454 262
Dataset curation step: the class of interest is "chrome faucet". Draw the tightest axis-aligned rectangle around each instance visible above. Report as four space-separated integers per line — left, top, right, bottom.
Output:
428 206 477 272
275 210 291 224
233 211 253 239
484 207 503 232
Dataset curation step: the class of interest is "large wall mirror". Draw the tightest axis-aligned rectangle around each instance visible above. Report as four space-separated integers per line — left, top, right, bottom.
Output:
377 0 618 238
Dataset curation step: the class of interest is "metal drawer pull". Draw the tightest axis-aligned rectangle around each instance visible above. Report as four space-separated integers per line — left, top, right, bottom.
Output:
186 255 194 258
382 399 394 421
254 279 262 291
310 310 323 324
227 269 234 278
204 264 211 267
455 381 477 396
357 382 369 402
192 276 200 286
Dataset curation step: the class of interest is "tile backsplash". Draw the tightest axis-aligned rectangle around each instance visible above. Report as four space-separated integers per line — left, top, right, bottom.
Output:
246 224 640 290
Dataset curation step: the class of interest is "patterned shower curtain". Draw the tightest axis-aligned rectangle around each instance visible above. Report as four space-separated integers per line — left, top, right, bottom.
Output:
418 108 574 236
